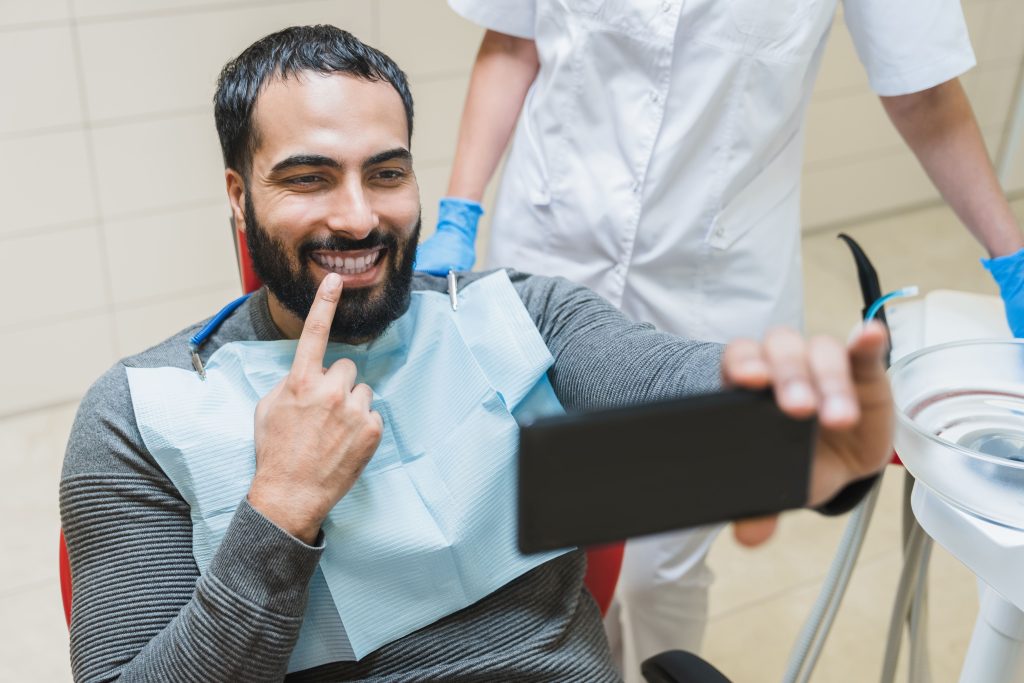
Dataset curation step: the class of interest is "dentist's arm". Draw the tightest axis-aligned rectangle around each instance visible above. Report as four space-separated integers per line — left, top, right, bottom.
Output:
447 29 539 201
415 30 539 275
881 77 1024 334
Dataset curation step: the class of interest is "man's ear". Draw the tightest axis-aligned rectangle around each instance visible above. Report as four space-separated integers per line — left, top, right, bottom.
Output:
225 169 247 234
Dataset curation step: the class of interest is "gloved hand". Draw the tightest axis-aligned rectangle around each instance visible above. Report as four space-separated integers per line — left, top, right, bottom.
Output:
982 246 1024 337
414 197 484 276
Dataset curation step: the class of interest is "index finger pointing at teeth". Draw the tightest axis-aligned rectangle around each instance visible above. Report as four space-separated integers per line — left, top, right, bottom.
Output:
293 273 343 376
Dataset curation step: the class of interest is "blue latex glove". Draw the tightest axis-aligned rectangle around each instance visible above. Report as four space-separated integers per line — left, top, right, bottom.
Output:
414 197 484 276
982 246 1024 337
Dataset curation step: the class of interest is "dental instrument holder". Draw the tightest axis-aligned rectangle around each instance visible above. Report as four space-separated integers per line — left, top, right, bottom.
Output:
837 234 892 366
782 235 927 683
889 296 1024 683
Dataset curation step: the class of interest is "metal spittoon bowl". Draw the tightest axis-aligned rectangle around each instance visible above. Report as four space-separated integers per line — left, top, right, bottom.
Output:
890 339 1024 530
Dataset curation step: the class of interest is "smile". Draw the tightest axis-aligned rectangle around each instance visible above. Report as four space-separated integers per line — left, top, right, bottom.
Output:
310 248 384 275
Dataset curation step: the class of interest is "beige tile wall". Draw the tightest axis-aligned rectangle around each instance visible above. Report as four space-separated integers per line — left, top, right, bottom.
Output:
803 0 1024 228
0 0 1021 417
0 0 482 416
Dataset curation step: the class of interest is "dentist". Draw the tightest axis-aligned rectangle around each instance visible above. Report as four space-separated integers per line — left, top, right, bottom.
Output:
415 1 1024 679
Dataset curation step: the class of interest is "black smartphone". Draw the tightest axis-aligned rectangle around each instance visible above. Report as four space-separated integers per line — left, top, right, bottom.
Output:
517 389 817 553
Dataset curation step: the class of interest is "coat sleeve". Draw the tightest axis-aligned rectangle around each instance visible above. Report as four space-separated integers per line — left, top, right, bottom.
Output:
447 0 537 40
842 0 975 96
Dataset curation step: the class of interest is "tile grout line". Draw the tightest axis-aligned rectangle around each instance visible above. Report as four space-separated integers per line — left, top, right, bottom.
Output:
802 123 999 174
0 268 239 421
0 218 98 243
0 575 59 602
0 397 80 424
0 18 70 34
2 71 469 141
88 196 228 225
71 0 305 27
0 278 240 337
0 197 229 250
0 106 210 142
67 0 121 360
803 188 1024 237
0 399 81 424
0 121 85 143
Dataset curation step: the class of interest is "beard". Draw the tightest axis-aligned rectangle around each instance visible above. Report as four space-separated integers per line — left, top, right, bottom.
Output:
244 193 420 343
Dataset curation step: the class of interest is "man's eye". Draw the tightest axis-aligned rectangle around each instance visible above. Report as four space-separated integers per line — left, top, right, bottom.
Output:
288 175 323 186
375 169 406 182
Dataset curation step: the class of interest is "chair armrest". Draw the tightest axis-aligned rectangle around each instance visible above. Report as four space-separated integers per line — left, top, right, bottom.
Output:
642 651 733 683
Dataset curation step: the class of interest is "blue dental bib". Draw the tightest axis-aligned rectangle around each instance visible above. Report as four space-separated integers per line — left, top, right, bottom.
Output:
126 271 569 670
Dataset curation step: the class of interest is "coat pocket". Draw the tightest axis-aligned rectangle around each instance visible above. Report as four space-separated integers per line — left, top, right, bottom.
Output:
706 130 802 250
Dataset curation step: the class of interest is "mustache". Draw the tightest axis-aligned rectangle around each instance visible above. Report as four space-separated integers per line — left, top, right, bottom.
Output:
298 230 396 258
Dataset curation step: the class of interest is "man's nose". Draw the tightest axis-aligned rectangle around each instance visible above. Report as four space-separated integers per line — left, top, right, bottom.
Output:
326 179 378 239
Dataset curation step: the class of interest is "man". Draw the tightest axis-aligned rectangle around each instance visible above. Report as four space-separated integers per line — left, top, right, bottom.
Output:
61 25 892 681
414 1 1023 674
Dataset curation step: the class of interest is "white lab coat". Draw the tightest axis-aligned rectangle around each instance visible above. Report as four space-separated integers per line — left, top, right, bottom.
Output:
448 0 974 678
452 0 974 343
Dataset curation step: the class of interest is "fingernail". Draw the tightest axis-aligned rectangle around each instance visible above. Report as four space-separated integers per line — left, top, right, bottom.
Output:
785 382 814 407
823 396 855 421
324 273 341 290
847 322 866 345
736 360 763 378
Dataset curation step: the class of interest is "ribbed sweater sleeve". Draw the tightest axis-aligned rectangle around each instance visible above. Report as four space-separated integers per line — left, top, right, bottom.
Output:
509 271 725 406
61 363 322 682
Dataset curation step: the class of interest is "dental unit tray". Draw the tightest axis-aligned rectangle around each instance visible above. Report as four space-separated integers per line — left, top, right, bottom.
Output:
517 389 816 553
890 339 1024 530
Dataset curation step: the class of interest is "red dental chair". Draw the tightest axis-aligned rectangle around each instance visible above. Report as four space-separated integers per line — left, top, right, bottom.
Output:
57 226 626 629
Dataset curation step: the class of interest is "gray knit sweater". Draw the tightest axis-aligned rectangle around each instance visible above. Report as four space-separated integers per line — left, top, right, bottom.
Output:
61 270 724 682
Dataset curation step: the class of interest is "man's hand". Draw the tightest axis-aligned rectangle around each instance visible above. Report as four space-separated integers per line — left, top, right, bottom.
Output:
248 273 384 544
721 322 893 546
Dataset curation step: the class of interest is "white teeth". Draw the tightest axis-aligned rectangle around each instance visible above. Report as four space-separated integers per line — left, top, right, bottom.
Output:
314 251 381 275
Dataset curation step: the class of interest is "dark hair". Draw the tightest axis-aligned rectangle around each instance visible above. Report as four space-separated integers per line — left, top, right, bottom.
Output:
213 25 414 176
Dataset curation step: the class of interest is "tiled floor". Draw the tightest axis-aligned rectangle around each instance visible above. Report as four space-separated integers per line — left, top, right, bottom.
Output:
0 199 1015 681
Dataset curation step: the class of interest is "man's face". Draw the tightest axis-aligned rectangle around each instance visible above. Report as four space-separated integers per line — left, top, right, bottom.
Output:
229 72 420 342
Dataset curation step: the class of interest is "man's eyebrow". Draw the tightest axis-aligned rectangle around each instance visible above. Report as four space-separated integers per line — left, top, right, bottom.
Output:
363 147 412 169
269 154 341 174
